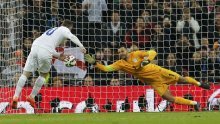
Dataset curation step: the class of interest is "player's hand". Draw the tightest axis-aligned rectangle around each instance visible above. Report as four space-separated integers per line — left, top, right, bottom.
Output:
141 60 150 67
80 47 87 54
59 52 68 61
84 54 96 64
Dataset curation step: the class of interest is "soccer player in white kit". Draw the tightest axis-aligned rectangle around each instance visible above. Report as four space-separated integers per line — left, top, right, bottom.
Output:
11 20 86 109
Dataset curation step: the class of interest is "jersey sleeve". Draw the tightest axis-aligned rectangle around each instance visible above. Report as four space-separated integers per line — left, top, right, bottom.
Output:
95 61 121 72
52 50 61 58
140 50 157 61
62 27 84 47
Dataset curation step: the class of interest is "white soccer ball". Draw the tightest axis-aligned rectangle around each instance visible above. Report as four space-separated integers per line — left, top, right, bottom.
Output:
64 55 76 67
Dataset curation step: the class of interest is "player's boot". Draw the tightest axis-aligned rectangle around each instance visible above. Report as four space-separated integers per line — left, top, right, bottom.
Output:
27 96 36 108
199 83 210 90
11 97 18 109
194 102 200 111
207 102 213 111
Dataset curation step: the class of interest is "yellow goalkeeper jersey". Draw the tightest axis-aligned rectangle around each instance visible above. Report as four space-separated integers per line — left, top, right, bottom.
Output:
95 50 169 83
95 49 181 96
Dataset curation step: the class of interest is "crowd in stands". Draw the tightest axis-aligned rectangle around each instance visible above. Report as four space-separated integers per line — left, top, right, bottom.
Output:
1 0 220 87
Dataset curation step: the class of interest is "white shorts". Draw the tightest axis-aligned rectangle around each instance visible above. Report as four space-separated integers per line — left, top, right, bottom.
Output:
23 46 53 73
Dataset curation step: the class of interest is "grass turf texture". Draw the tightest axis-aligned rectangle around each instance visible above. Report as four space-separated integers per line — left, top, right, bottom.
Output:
0 112 220 124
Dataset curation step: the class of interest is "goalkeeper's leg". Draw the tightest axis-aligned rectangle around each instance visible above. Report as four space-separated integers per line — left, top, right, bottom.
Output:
27 72 47 108
12 71 31 109
162 90 200 111
178 76 210 90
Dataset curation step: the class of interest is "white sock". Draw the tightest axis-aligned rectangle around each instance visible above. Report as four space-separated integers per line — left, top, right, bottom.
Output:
13 75 27 98
30 76 45 98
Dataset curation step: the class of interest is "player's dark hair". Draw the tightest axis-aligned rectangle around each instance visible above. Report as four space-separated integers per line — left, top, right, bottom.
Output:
62 19 73 28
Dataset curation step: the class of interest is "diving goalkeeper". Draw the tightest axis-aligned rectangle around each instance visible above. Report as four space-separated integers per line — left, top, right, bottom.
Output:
85 47 210 111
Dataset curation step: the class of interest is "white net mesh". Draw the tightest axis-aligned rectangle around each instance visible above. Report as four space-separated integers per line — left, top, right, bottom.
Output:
0 0 220 114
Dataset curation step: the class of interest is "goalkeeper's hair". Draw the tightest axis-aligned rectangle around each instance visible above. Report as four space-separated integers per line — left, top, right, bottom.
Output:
61 19 73 28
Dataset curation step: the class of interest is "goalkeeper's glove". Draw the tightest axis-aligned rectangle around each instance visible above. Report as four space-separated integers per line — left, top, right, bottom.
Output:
141 59 150 67
84 54 96 64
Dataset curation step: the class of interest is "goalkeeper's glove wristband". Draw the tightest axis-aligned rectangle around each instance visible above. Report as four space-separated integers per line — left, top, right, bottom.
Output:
141 60 150 67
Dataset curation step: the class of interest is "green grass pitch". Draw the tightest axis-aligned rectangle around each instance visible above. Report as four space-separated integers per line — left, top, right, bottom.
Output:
1 112 220 124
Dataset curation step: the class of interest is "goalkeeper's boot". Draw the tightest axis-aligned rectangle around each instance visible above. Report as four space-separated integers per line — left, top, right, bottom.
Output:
27 96 36 108
194 102 200 111
11 97 18 109
199 83 211 90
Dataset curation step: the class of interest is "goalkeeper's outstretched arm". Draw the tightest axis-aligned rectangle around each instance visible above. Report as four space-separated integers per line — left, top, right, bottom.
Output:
84 54 120 72
95 63 119 72
142 50 157 61
140 50 157 67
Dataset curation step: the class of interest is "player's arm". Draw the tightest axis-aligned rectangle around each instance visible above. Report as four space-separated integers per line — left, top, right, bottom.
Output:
140 50 157 66
95 62 119 72
140 50 157 61
64 29 86 53
52 50 61 58
52 51 68 61
84 54 120 72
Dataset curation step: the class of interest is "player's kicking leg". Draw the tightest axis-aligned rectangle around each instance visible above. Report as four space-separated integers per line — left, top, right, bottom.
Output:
178 76 210 90
11 71 32 109
162 90 200 111
27 72 47 108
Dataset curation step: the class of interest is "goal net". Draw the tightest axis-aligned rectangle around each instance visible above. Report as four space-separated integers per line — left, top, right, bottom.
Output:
0 0 220 114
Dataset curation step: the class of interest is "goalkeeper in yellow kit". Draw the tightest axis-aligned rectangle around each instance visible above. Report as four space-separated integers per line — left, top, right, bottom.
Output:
85 47 210 111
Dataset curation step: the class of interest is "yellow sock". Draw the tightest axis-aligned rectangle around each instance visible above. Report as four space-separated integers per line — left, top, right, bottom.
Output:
184 77 200 86
174 97 196 105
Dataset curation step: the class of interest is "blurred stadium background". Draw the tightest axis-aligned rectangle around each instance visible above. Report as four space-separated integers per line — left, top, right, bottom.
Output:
0 0 220 122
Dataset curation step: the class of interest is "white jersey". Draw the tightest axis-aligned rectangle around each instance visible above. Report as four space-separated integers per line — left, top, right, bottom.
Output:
32 26 83 57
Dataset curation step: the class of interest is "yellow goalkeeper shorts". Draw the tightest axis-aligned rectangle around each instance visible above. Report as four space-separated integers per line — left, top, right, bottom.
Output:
151 68 180 96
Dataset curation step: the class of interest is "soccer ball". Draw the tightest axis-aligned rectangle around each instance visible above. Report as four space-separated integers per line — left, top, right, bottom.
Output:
64 55 76 67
